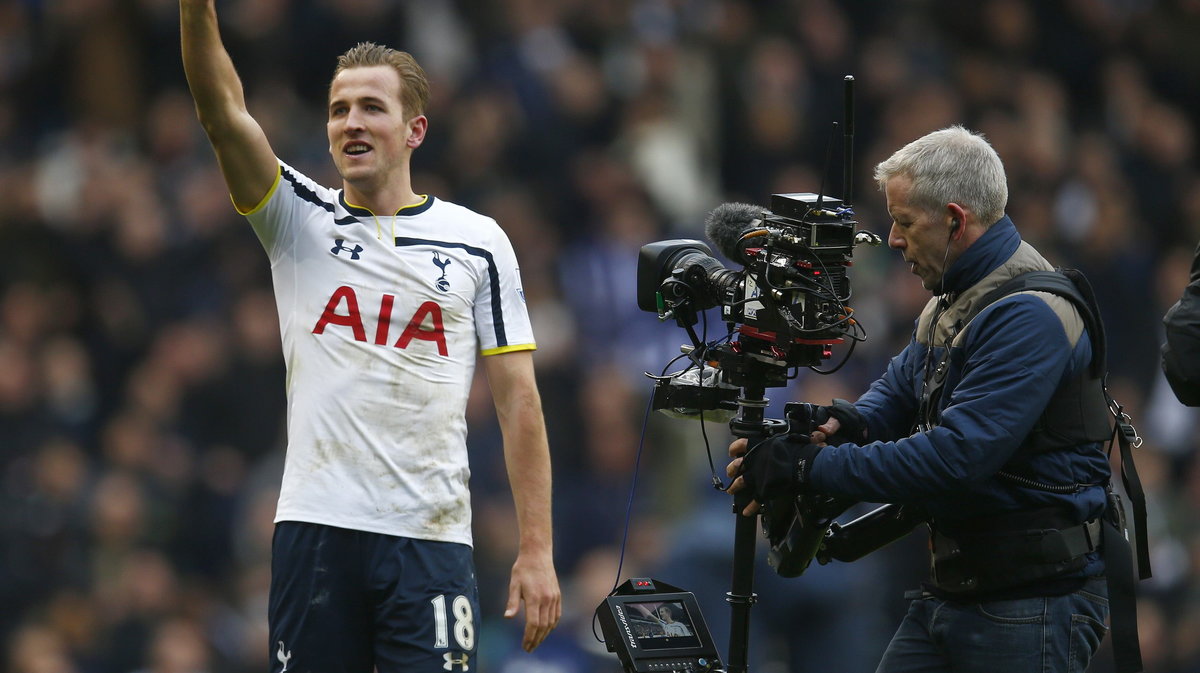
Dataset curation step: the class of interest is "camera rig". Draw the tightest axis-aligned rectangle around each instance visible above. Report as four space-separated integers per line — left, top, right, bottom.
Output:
635 190 882 564
608 76 884 673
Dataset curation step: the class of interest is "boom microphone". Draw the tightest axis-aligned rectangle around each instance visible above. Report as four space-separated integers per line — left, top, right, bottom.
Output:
704 202 765 262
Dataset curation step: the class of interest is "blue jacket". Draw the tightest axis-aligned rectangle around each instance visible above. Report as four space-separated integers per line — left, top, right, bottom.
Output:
810 217 1111 538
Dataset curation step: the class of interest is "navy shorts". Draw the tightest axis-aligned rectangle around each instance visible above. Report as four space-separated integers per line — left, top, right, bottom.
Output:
269 521 480 673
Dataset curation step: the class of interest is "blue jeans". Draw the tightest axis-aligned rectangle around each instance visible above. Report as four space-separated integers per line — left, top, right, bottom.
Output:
876 577 1109 673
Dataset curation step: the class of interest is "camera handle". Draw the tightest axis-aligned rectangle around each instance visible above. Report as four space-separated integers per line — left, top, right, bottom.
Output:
725 384 788 673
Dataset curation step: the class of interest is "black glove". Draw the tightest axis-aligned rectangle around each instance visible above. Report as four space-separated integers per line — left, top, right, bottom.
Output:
819 398 868 445
740 433 823 502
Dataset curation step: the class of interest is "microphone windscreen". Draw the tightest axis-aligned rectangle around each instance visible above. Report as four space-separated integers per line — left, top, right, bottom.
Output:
704 202 763 260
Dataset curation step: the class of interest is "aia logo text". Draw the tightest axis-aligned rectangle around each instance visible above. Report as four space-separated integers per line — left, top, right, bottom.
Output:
313 286 447 356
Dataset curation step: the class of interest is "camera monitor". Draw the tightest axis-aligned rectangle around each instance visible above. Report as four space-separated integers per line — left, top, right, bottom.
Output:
596 579 722 672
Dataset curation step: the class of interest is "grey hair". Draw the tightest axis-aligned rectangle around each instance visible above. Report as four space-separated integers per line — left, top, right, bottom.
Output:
873 126 1008 226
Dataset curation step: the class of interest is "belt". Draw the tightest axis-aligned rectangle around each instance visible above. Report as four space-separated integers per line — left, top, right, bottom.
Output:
930 518 1101 594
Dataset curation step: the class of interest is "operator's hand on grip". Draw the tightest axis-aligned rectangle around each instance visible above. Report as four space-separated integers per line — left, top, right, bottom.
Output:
505 550 561 652
811 398 867 445
726 434 823 517
725 438 761 515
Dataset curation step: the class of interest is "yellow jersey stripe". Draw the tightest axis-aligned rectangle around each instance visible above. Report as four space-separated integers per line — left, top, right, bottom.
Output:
481 343 537 356
234 163 283 215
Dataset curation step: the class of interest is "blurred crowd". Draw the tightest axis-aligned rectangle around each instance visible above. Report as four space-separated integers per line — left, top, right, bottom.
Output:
2 0 1199 671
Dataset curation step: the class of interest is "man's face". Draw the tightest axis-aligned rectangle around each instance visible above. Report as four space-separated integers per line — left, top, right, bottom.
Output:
326 65 422 188
885 175 953 293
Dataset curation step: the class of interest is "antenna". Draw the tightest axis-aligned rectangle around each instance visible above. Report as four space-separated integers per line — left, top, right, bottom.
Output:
842 75 855 207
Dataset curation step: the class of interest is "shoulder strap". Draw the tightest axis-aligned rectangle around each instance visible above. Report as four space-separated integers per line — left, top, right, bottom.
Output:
916 270 1102 435
971 270 1105 378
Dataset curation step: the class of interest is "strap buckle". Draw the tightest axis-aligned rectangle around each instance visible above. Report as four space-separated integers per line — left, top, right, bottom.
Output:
1108 396 1143 448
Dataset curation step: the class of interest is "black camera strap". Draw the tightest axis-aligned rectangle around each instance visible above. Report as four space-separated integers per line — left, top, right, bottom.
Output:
1105 475 1144 673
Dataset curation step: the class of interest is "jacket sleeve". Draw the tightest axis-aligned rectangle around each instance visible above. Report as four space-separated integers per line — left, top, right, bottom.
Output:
1162 242 1200 406
810 295 1077 503
853 338 922 442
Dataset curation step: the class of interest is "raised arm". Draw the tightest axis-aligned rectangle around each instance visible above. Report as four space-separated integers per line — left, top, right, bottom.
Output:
180 0 278 211
482 350 561 652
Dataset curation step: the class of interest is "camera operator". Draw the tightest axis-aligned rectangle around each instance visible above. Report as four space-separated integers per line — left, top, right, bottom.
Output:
1162 241 1200 406
727 126 1113 673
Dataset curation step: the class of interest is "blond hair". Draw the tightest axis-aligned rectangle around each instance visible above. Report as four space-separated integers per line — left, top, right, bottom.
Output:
331 42 430 120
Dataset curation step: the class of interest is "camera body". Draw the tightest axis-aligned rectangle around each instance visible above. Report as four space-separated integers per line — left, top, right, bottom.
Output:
638 193 867 398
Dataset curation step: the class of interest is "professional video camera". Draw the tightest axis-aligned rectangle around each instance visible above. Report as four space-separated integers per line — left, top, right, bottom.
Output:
637 193 878 389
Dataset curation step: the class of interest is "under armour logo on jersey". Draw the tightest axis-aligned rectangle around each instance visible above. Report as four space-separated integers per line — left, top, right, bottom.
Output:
432 252 452 292
331 239 363 260
276 641 292 672
443 652 470 671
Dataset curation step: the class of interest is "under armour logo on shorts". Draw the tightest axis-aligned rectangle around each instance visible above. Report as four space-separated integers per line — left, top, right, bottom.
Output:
442 652 470 671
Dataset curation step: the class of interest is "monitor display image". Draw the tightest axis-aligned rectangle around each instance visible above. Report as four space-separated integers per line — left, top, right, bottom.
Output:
622 600 702 651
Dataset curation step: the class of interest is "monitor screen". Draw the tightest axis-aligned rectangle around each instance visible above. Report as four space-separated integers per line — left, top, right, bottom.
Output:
622 600 702 651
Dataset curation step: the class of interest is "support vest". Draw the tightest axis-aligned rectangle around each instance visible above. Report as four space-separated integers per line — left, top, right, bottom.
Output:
921 268 1149 673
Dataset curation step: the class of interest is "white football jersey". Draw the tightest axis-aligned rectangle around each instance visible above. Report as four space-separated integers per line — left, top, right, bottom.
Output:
243 160 535 545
